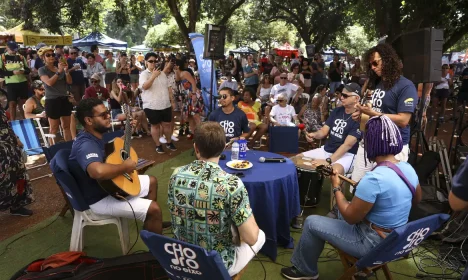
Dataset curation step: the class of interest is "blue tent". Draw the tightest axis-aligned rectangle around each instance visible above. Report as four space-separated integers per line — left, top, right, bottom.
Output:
72 31 127 49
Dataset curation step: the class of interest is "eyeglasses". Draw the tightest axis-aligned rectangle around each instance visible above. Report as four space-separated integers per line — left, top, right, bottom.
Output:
276 99 286 103
45 53 54 57
220 94 231 99
147 60 156 63
91 80 99 84
370 58 382 67
92 111 110 119
280 77 287 79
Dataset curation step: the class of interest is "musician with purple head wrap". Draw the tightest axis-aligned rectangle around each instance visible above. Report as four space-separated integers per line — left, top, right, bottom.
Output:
281 115 422 280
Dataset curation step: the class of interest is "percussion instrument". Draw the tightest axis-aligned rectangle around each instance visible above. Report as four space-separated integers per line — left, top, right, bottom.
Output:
291 155 324 207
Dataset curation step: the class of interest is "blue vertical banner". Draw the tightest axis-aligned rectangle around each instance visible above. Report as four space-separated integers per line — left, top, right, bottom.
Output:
189 33 218 113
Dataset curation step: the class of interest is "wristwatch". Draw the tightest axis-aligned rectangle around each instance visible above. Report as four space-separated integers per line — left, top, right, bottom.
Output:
332 186 342 195
55 72 60 76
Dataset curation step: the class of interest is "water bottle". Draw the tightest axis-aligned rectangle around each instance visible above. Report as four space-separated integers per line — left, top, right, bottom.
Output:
231 141 239 161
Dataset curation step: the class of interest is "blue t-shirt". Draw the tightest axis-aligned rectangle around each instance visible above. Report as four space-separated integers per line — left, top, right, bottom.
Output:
67 57 87 85
324 106 361 154
372 76 417 145
452 158 468 202
69 131 108 205
208 107 250 142
243 63 259 86
356 162 419 229
34 57 44 70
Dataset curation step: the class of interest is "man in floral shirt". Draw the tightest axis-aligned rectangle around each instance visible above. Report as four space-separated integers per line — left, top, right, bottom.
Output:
168 122 265 276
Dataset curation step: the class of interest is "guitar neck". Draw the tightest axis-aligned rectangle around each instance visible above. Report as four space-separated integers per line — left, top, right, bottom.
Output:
123 105 132 155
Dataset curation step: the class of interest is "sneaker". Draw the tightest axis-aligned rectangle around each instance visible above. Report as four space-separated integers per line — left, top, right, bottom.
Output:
171 135 179 142
131 132 142 139
281 267 318 280
155 145 165 154
10 207 33 217
166 142 177 151
159 136 167 144
162 221 172 229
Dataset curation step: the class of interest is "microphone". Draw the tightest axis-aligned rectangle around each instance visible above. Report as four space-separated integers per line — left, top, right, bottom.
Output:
259 157 286 163
298 123 305 130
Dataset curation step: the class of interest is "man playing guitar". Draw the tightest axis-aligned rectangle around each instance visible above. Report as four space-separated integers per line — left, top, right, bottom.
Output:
301 82 362 175
351 44 418 185
69 98 169 234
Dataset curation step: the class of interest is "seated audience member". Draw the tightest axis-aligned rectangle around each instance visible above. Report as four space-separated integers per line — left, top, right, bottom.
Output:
168 121 265 276
84 73 109 100
270 93 299 127
208 87 250 143
332 84 345 108
448 158 468 279
301 83 362 175
219 72 238 93
298 93 322 133
237 88 268 148
313 85 329 122
270 73 304 103
24 80 48 126
281 115 422 280
70 98 169 234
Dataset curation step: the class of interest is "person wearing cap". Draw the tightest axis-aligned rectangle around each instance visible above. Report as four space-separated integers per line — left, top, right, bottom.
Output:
301 82 363 176
188 58 196 73
0 41 31 120
84 73 109 100
270 73 304 104
24 80 48 127
67 46 87 101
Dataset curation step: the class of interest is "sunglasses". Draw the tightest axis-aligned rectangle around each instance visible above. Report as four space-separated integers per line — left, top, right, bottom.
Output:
276 99 286 103
92 111 111 119
147 60 156 63
91 80 99 83
70 52 77 55
37 88 45 91
341 93 351 99
45 53 54 57
280 77 287 79
370 58 381 67
220 94 232 99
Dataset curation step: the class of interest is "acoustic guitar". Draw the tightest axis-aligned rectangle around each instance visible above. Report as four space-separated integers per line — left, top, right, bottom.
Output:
99 104 141 198
316 160 357 187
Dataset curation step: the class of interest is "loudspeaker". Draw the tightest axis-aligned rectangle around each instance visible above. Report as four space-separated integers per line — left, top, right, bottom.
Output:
391 28 444 83
305 44 315 58
203 24 226 60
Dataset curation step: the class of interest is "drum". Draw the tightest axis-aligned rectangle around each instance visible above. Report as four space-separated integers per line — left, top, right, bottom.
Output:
291 156 324 207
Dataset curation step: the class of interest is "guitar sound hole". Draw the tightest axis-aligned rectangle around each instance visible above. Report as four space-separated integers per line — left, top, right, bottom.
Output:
120 150 129 161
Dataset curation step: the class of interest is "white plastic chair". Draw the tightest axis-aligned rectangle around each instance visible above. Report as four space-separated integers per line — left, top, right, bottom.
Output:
70 210 129 254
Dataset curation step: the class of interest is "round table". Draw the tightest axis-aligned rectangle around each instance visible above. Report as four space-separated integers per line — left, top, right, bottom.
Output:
220 150 300 260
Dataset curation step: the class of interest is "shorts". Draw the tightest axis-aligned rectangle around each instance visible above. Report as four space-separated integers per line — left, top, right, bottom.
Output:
435 88 450 99
105 72 117 84
144 107 172 125
304 78 312 88
44 96 73 120
6 81 29 102
130 74 139 83
111 108 123 120
302 146 356 174
119 74 131 84
90 175 152 221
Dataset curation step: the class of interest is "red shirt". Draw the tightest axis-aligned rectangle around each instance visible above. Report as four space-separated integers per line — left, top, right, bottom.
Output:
84 86 109 99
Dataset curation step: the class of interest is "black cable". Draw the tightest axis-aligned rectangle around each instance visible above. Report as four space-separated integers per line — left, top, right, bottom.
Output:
0 215 59 257
249 245 266 280
116 194 139 255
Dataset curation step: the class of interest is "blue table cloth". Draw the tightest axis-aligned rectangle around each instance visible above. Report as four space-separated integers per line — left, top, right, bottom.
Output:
221 150 301 260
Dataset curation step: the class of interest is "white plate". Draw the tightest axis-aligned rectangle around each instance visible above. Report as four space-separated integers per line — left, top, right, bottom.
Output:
226 160 253 170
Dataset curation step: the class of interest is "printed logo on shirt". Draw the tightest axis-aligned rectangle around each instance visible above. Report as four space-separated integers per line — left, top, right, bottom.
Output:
372 88 386 112
86 153 99 159
404 98 414 107
331 119 347 139
220 120 235 138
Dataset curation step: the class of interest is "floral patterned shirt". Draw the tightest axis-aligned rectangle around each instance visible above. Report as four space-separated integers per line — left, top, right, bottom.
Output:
167 160 252 270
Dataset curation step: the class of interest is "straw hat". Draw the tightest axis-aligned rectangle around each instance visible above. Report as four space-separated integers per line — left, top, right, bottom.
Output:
37 46 54 56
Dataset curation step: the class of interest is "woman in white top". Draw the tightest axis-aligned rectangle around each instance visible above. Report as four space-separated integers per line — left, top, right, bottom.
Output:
287 63 305 89
270 93 299 127
257 74 273 103
431 64 452 121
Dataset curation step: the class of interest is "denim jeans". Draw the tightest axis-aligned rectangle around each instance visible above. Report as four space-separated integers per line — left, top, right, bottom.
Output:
329 81 342 94
291 213 384 277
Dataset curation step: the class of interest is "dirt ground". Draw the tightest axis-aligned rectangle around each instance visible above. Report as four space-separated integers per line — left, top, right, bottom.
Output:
1 107 467 242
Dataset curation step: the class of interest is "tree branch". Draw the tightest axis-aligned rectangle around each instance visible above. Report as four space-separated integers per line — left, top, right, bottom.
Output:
166 0 189 36
217 0 247 26
444 23 468 52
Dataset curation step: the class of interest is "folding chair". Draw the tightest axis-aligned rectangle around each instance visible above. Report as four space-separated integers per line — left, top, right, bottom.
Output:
333 214 450 280
140 230 247 280
50 149 129 254
10 118 53 181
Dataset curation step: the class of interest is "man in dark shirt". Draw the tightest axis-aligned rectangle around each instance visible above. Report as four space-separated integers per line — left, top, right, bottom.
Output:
67 46 87 101
302 83 362 175
448 159 468 280
208 87 249 143
458 67 468 105
69 98 167 234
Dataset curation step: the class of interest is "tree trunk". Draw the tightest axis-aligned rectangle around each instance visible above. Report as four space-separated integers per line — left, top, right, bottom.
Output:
443 24 468 52
217 0 247 26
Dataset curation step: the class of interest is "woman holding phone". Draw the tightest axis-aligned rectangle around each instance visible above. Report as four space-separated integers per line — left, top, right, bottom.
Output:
38 46 74 142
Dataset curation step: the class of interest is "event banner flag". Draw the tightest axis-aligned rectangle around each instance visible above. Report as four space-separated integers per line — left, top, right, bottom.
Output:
189 33 218 112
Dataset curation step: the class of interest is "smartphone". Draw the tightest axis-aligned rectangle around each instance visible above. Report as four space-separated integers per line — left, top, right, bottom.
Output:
233 172 244 178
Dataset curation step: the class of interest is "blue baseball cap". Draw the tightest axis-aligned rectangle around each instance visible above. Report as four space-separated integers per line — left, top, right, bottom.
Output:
7 41 18 51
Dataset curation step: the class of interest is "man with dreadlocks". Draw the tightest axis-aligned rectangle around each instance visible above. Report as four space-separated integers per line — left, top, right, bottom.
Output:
281 116 422 280
351 44 418 187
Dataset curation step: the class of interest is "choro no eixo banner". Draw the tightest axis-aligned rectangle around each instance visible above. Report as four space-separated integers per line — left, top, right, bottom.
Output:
189 33 218 113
